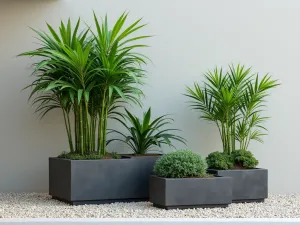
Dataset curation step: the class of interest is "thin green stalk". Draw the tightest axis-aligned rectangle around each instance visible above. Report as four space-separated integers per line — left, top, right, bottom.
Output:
66 112 74 152
97 90 107 155
85 101 91 152
231 111 236 152
79 102 84 155
97 110 102 154
101 107 108 155
221 123 227 153
216 121 225 152
74 107 80 153
226 111 231 154
62 108 74 152
90 100 95 152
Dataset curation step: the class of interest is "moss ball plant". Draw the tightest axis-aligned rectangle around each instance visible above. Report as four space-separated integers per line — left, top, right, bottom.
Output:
206 150 259 170
153 150 208 178
231 150 259 169
206 151 234 170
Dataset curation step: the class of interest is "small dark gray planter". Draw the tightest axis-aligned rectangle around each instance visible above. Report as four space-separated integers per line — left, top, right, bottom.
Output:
149 175 233 209
49 156 160 205
207 168 268 203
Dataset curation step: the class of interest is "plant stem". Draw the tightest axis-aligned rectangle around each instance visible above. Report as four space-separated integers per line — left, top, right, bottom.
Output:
85 101 91 152
62 108 74 152
226 111 231 154
216 121 225 152
74 106 79 153
97 89 107 155
66 111 74 152
79 102 84 155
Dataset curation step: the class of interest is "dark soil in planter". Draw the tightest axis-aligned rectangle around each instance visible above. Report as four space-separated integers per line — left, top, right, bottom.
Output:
120 154 162 158
183 174 215 178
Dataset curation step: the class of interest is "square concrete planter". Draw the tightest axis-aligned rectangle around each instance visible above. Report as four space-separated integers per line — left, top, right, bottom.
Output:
149 175 233 209
207 168 268 202
49 156 159 205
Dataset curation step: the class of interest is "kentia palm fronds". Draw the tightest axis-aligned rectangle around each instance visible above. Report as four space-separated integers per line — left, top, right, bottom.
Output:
19 12 151 156
185 64 279 154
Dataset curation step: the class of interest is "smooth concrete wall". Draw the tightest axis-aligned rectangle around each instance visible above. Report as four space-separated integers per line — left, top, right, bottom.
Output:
0 0 296 193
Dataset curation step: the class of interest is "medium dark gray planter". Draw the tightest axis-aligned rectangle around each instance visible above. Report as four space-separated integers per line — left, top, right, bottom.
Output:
49 156 159 205
149 175 233 209
207 168 268 203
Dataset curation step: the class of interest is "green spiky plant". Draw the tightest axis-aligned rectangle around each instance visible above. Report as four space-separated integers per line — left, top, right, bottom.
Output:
108 108 186 154
19 12 150 157
185 64 279 155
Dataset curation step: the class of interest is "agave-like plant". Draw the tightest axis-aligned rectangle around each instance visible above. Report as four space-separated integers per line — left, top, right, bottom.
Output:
185 64 279 154
19 12 150 156
108 108 186 154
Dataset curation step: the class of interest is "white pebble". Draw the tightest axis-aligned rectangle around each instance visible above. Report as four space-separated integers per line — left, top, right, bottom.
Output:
0 193 299 218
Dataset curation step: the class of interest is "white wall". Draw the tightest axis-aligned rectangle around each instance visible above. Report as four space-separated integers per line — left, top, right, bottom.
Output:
0 0 297 193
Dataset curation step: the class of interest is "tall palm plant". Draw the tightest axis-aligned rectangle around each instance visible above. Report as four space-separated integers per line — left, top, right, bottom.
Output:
90 12 150 155
20 13 150 156
185 64 279 154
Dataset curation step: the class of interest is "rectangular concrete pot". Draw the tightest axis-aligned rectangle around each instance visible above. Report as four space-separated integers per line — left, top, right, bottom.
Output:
207 168 268 202
149 175 233 209
49 156 159 205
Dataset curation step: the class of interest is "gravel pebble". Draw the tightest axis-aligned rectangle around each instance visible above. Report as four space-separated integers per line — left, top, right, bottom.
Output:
0 193 300 218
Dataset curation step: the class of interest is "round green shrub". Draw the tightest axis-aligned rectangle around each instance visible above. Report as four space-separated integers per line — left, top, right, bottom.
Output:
206 151 234 170
153 150 207 178
231 150 258 169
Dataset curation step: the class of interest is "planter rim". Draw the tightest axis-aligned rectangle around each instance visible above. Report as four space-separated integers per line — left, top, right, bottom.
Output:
208 168 267 171
150 175 231 180
49 157 125 161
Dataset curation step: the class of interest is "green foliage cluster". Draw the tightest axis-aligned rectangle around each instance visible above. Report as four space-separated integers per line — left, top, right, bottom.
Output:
206 150 259 169
20 12 150 156
206 152 233 170
108 108 186 154
153 150 207 178
21 12 278 164
186 64 279 154
231 150 258 169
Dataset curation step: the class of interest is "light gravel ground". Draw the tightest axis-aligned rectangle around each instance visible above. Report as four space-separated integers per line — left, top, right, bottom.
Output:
0 193 300 218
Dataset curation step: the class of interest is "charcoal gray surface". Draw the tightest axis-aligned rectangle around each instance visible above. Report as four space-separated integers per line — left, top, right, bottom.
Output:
207 168 268 202
149 175 232 209
49 156 160 205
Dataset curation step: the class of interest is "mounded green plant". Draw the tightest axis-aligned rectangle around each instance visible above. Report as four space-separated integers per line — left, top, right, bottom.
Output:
153 150 207 178
231 149 258 169
185 64 279 168
19 12 150 157
206 152 234 170
206 150 258 169
108 108 186 154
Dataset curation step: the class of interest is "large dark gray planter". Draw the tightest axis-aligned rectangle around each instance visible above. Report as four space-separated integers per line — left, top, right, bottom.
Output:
49 156 159 205
207 168 268 203
149 175 233 209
